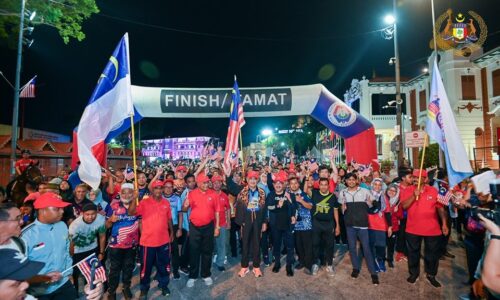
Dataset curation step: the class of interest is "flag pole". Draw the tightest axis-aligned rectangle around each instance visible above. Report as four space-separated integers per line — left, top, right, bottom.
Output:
129 115 139 204
416 133 428 200
239 129 245 175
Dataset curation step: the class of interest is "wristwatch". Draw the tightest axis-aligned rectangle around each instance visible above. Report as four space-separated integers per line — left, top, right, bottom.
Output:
491 234 500 240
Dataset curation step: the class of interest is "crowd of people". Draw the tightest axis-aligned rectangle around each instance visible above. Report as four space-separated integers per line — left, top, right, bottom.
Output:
0 149 499 300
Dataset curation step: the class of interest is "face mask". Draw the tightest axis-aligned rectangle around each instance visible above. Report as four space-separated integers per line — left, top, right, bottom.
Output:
121 197 132 204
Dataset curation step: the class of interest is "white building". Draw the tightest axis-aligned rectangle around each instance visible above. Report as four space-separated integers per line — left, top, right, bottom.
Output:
351 46 500 170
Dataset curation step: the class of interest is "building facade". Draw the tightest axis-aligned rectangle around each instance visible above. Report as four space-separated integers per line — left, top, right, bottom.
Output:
142 136 213 160
351 47 500 170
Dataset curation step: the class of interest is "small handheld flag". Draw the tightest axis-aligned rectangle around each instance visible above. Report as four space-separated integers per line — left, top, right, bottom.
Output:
76 253 107 284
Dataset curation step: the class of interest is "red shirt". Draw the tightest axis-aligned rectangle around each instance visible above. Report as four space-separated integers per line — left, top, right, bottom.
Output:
136 196 172 247
187 188 219 227
214 191 230 227
368 195 391 231
313 178 336 193
15 158 34 173
403 185 443 236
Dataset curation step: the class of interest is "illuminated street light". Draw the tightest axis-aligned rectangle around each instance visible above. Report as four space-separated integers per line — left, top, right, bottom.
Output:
384 14 395 25
262 129 273 136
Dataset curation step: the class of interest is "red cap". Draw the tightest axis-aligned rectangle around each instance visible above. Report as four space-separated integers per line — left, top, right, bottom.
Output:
211 175 223 183
151 180 164 189
273 171 288 183
246 170 260 179
163 179 174 185
196 172 210 183
412 169 428 178
34 192 71 209
176 165 187 172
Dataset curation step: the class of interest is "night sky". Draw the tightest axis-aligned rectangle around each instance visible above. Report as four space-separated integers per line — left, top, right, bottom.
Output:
1 0 499 144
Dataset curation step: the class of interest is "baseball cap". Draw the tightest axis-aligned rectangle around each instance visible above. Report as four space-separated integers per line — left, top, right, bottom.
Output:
412 169 428 178
164 179 174 185
34 192 70 209
246 171 259 179
176 165 187 172
196 172 210 183
151 180 164 189
121 183 134 190
273 171 288 183
0 249 45 281
211 175 223 183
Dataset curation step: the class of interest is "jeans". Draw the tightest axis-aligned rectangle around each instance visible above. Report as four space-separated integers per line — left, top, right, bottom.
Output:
139 243 170 291
108 247 137 294
369 229 387 261
215 227 228 267
189 222 215 279
346 226 377 274
464 234 485 283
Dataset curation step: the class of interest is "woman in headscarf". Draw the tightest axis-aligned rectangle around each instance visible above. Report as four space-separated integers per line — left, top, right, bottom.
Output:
59 180 73 201
368 178 393 273
385 183 400 268
88 188 109 216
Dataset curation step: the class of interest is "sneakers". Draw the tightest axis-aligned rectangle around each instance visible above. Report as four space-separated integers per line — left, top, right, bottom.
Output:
407 275 419 284
161 287 171 296
238 268 250 278
203 277 213 286
286 264 294 277
374 261 381 273
272 263 281 273
325 265 335 277
312 264 319 275
295 263 304 270
186 279 196 288
426 275 442 288
371 274 379 285
351 269 360 279
253 267 263 278
263 256 270 266
122 287 133 300
377 259 387 272
395 252 407 262
179 268 189 276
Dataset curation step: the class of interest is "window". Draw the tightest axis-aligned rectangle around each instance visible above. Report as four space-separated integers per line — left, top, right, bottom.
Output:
376 134 383 155
461 75 476 100
371 93 407 115
493 69 500 97
419 90 427 112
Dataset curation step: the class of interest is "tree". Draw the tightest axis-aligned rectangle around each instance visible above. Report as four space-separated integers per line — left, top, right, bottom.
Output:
0 0 99 47
418 143 440 168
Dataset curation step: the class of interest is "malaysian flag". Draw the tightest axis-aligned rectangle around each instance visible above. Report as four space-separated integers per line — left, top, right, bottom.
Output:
223 76 245 169
19 75 37 98
76 253 107 284
124 165 134 181
437 185 453 206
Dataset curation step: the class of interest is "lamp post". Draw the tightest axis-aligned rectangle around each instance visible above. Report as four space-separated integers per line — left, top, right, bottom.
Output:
10 0 34 176
384 0 404 167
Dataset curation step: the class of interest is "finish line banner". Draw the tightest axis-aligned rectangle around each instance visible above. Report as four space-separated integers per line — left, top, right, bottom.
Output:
132 84 371 138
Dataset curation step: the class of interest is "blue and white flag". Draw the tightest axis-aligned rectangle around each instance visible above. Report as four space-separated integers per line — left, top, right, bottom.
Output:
426 59 473 188
77 33 139 189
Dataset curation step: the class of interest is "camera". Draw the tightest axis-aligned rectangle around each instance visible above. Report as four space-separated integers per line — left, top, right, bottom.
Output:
470 178 500 225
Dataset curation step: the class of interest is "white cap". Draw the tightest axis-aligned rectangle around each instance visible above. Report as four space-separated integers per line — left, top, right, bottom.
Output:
121 183 134 191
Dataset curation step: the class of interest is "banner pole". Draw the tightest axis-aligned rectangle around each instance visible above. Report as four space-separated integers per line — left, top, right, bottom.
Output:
416 133 428 200
129 115 139 204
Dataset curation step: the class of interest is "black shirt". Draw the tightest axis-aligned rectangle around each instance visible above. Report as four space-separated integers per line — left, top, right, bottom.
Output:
311 190 338 223
266 191 296 230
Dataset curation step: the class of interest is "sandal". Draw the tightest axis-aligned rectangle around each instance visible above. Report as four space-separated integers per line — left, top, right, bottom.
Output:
252 267 263 278
238 268 250 277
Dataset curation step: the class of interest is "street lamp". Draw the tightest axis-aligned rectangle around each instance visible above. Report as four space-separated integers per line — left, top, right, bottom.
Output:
383 0 404 167
261 129 273 137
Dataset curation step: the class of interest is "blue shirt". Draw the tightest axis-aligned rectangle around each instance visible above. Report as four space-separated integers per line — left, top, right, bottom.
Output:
165 193 181 225
293 190 313 231
180 188 192 231
21 219 73 296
